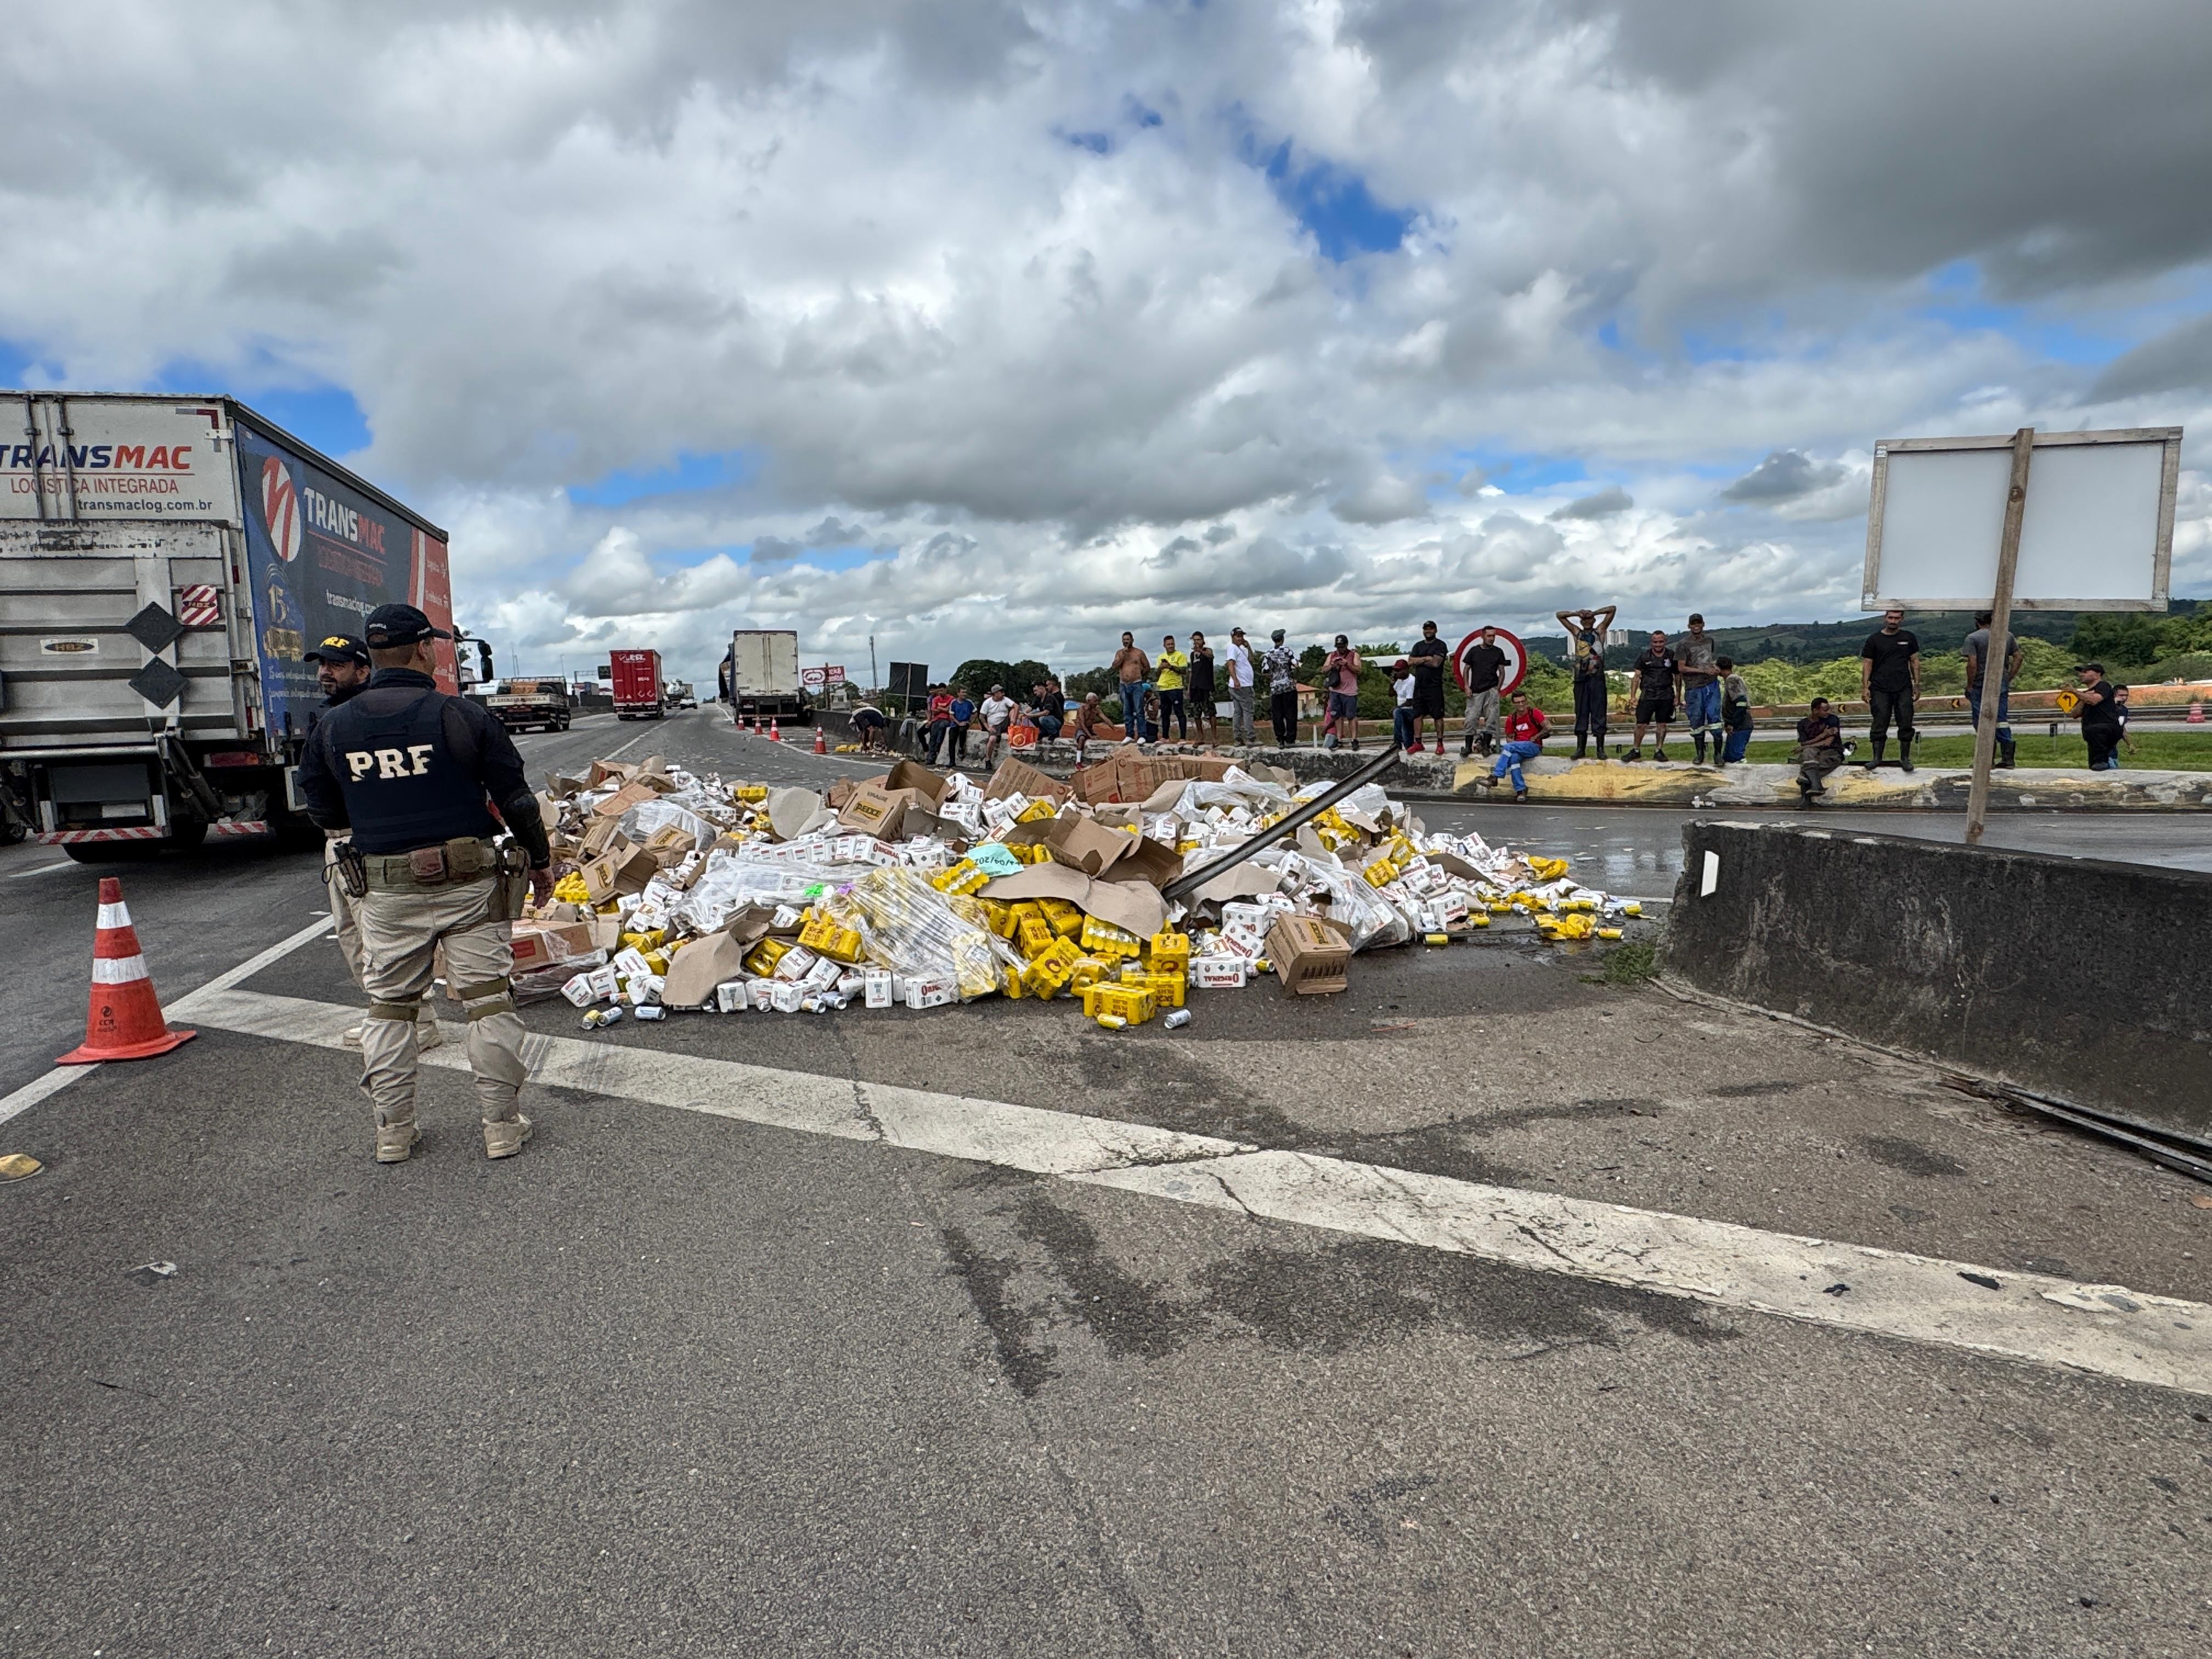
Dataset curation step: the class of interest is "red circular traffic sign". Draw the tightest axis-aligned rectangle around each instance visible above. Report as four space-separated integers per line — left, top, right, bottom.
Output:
1452 627 1527 696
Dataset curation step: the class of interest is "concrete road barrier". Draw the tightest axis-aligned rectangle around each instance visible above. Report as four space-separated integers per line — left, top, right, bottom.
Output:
1660 820 2212 1138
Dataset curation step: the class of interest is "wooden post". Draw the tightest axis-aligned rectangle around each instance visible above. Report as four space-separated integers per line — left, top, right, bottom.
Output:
1966 427 2033 845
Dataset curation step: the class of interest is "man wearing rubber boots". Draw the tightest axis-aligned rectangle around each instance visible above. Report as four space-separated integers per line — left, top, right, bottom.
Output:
297 604 554 1164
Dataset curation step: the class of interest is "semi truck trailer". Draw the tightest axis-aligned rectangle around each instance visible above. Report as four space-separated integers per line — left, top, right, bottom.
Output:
609 648 663 719
0 391 459 859
724 629 808 724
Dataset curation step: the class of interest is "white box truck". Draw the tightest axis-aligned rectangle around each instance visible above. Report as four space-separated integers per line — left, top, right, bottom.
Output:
721 629 809 724
1 391 460 860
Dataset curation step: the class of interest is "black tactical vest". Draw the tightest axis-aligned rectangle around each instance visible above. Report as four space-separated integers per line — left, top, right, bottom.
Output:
319 685 498 855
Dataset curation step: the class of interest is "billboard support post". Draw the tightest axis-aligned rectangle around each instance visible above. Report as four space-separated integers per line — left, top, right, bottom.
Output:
1966 428 2033 846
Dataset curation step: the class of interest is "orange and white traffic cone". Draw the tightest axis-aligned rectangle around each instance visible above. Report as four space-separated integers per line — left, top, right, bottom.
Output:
2191 700 2204 725
812 724 827 754
57 877 196 1064
769 718 782 742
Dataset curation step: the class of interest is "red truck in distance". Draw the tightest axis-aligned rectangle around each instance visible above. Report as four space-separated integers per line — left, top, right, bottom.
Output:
609 649 664 720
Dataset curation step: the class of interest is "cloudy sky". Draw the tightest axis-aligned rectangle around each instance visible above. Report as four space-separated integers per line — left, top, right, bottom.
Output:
7 0 2209 685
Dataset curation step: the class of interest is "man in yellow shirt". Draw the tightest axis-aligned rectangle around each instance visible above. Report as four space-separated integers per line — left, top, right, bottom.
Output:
1155 634 1190 740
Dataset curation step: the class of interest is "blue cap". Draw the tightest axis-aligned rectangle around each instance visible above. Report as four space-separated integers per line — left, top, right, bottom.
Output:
363 603 451 649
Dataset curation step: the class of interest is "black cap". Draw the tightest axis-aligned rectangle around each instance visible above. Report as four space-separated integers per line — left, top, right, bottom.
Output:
2076 662 2104 674
303 633 370 668
363 603 452 649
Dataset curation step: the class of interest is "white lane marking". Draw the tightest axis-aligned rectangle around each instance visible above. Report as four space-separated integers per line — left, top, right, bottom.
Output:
605 731 650 760
7 861 76 880
183 985 2212 1396
0 914 336 1130
0 1066 89 1129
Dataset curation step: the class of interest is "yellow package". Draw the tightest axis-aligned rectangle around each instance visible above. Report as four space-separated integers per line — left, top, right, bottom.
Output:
743 937 792 978
1016 917 1056 959
1147 930 1191 972
551 872 591 904
1069 954 1110 992
797 915 864 964
1002 965 1026 1000
1080 916 1142 959
1037 898 1083 938
1362 860 1396 889
1143 972 1186 1010
979 900 1018 940
1014 798 1058 825
1081 983 1156 1024
735 785 769 803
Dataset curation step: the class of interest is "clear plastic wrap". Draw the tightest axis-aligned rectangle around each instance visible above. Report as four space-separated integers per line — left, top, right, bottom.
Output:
1251 845 1412 950
826 867 1003 999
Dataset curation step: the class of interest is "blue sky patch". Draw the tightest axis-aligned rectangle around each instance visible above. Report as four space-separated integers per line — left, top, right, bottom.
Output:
569 450 748 507
1244 136 1414 262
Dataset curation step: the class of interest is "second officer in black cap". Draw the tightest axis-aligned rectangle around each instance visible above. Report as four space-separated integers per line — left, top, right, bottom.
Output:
298 603 552 1164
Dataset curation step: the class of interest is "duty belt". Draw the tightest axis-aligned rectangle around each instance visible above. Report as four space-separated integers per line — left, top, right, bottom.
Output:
361 836 502 891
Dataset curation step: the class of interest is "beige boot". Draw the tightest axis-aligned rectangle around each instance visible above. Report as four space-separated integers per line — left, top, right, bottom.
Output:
482 1114 534 1160
375 1117 421 1164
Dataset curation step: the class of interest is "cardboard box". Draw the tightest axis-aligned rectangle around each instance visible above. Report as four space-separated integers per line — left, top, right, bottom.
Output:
1103 834 1182 890
581 844 658 903
1044 814 1135 878
592 780 661 819
1267 915 1351 996
983 757 1073 805
510 921 596 974
586 759 634 788
839 761 948 838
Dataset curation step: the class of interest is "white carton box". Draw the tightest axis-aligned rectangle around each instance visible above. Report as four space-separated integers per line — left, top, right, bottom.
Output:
1191 956 1249 989
772 945 820 982
715 980 750 1014
864 970 894 1009
770 981 805 1013
904 976 958 1009
749 980 776 1011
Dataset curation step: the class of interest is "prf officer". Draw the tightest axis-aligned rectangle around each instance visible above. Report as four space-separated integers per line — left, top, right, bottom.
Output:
298 603 554 1164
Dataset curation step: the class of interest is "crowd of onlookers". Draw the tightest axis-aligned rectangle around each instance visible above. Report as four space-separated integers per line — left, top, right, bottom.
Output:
840 607 2134 785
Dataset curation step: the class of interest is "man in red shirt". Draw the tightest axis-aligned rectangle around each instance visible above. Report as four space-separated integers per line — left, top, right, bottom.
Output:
1482 689 1550 801
924 684 956 766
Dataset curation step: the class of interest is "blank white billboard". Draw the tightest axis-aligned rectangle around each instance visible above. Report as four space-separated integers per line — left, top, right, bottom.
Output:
1862 427 2180 611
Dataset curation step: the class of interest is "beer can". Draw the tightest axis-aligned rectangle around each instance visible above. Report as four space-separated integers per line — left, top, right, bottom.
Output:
1095 1014 1127 1030
1163 1009 1192 1030
634 1005 665 1021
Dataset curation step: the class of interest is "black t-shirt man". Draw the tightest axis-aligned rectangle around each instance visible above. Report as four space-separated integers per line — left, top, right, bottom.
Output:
1632 647 1677 699
1461 642 1508 693
1407 630 1450 715
1861 628 1920 693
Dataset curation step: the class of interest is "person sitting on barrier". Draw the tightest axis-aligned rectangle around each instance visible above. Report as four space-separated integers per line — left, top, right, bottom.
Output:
1481 689 1549 802
1072 692 1122 760
1718 657 1754 764
1796 696 1846 803
1027 683 1063 742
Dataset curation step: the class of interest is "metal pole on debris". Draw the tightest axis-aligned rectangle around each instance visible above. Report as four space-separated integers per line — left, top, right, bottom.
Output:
1966 427 2033 847
1161 745 1405 902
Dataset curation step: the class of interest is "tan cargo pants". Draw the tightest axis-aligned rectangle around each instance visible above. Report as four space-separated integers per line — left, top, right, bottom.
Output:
326 837 439 1039
356 874 527 1130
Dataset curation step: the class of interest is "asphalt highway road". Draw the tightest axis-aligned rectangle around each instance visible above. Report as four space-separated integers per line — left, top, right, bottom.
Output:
3 707 2209 1657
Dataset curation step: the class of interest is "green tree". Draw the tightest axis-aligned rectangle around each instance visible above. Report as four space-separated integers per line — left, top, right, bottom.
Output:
949 658 1052 696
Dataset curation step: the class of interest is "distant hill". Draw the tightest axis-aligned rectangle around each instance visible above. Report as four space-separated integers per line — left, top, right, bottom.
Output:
1526 602 2202 665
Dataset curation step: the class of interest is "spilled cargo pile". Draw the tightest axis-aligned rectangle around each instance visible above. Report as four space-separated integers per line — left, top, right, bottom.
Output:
507 753 1647 1031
